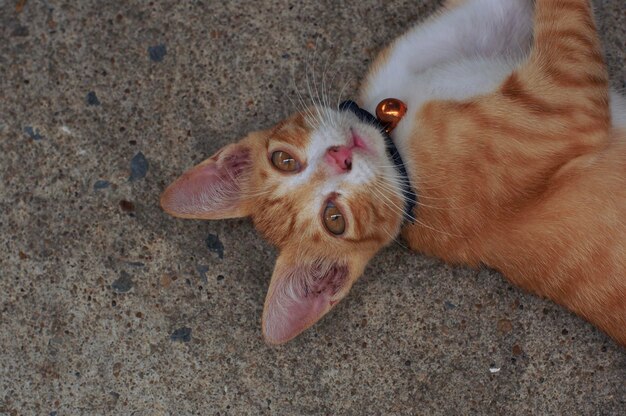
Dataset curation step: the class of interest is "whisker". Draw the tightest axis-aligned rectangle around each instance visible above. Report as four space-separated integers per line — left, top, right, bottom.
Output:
336 77 353 109
376 172 475 208
376 170 460 191
371 183 464 238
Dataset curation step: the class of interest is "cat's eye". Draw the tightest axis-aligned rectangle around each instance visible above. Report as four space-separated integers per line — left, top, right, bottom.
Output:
323 201 346 236
271 150 300 172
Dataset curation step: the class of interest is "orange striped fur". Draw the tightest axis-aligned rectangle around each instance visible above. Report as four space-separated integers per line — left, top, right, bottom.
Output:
400 0 625 345
162 110 404 344
162 0 625 345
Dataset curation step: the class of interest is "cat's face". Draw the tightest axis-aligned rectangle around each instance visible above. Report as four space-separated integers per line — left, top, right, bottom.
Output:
161 107 404 344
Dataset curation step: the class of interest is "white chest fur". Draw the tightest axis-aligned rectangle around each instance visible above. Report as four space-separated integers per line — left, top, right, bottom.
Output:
358 0 534 150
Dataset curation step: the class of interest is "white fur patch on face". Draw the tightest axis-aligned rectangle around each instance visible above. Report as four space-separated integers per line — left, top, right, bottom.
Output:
296 108 394 184
282 108 400 211
269 106 403 237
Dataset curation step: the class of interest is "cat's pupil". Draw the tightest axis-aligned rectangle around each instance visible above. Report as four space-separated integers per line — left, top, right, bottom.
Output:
323 202 346 236
271 150 299 172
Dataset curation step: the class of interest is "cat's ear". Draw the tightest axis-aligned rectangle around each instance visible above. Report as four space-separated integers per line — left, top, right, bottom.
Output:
262 254 351 345
160 142 254 220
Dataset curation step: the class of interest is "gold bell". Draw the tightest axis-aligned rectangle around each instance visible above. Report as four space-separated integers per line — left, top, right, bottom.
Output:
376 98 407 134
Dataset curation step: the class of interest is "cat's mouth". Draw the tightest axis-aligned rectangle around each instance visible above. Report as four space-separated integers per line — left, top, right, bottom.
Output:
326 127 378 173
346 126 381 162
350 128 369 151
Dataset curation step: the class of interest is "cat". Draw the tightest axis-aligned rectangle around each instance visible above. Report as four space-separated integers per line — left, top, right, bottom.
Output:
161 0 626 346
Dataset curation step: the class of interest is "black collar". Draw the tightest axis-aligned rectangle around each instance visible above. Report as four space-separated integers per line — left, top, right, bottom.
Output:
339 100 417 223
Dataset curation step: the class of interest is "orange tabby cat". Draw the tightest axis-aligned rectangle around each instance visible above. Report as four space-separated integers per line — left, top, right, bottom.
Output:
161 0 626 346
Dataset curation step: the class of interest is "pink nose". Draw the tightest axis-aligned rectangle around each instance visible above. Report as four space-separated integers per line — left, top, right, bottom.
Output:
327 146 352 171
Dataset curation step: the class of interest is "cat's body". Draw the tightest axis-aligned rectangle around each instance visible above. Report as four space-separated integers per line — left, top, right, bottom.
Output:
362 0 626 345
162 0 626 345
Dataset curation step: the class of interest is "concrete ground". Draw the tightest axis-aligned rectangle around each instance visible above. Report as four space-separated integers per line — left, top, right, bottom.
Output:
1 0 624 414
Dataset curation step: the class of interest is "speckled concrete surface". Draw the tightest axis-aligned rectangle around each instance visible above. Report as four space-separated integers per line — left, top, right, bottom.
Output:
1 0 624 415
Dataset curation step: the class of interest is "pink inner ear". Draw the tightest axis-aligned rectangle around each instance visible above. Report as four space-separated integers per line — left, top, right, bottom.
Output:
161 146 251 219
263 261 348 345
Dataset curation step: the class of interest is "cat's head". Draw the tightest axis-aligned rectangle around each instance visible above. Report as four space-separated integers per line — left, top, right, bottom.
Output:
161 107 404 344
